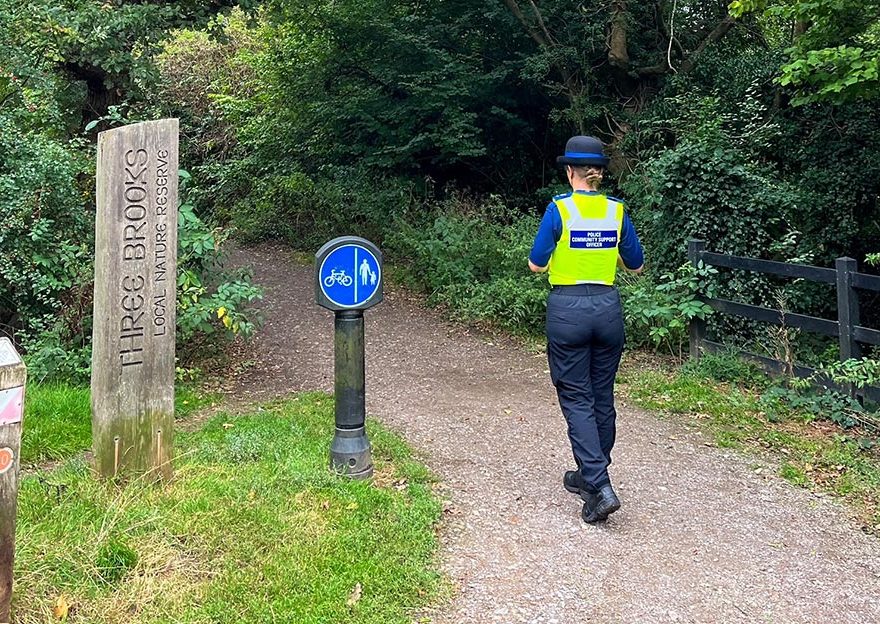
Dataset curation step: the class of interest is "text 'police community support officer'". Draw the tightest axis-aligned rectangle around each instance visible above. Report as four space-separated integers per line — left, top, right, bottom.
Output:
528 136 645 524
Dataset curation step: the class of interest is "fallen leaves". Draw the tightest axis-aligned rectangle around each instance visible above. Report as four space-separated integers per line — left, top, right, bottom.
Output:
53 594 71 621
346 582 362 607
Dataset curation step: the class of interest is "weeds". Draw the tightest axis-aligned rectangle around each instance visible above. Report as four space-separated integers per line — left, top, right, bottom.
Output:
14 393 443 624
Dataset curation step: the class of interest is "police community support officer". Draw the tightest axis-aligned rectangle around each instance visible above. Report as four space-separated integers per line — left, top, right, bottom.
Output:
528 136 644 524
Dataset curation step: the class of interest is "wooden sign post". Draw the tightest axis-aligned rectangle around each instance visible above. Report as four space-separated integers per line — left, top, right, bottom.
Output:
0 338 26 622
91 119 179 480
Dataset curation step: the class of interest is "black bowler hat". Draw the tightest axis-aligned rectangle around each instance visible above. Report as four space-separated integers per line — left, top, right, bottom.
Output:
556 136 610 168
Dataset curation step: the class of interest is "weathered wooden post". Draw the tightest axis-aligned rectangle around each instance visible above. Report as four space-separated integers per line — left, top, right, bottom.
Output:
836 257 861 362
91 120 179 480
0 339 26 622
836 257 861 399
688 239 707 362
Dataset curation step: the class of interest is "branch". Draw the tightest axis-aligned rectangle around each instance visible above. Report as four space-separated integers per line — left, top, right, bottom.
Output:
503 0 550 48
503 0 583 111
793 19 810 41
656 1 685 58
63 61 113 88
679 16 736 74
0 75 30 111
633 15 736 77
667 0 678 72
331 64 408 99
632 63 669 77
527 0 556 47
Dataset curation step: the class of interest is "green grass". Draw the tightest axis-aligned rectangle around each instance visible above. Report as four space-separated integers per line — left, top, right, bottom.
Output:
21 384 92 464
618 360 880 530
14 393 443 623
20 384 218 465
175 384 217 419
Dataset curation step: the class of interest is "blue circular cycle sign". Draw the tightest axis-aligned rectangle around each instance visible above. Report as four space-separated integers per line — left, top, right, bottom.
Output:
315 237 384 311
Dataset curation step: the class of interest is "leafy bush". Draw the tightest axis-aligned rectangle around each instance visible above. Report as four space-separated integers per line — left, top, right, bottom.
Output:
623 77 880 362
618 262 716 359
388 196 550 334
0 113 93 363
155 9 261 160
756 357 880 432
809 358 880 391
225 169 412 250
20 326 93 384
760 385 866 429
177 174 263 345
623 125 807 276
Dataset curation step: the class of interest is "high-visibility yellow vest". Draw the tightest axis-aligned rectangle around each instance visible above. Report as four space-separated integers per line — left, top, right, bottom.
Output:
548 193 624 286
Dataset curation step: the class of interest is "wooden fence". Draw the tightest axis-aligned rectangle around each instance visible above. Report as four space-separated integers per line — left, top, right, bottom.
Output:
687 239 880 404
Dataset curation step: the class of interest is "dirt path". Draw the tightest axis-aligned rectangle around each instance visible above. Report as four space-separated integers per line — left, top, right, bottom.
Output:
227 243 880 624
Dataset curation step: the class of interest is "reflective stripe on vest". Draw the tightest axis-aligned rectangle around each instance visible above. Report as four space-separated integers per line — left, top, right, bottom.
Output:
548 194 624 286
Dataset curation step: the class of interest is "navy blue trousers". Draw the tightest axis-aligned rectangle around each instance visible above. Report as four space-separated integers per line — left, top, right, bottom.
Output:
546 286 625 492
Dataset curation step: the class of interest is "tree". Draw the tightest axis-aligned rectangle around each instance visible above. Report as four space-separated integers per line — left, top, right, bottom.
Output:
1 0 258 127
730 0 880 104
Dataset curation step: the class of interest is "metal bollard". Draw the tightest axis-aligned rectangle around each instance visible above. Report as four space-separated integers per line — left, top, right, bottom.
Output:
315 237 383 480
330 311 372 478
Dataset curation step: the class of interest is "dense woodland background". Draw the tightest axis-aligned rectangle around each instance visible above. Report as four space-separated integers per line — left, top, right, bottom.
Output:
1 0 879 380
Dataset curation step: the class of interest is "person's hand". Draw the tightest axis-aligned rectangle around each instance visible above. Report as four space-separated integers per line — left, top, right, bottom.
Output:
529 259 548 273
618 255 643 274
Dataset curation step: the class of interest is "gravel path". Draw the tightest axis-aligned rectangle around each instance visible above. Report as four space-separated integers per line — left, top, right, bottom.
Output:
228 243 880 624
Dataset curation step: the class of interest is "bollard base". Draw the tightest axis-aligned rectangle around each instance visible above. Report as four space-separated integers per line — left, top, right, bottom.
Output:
330 427 373 480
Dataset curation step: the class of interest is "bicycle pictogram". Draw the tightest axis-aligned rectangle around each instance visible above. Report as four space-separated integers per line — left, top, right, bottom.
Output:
324 269 353 288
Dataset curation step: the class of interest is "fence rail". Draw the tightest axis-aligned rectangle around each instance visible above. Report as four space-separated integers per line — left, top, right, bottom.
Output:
687 239 880 404
700 251 839 284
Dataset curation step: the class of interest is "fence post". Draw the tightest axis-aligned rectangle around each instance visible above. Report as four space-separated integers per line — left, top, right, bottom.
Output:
836 256 862 401
836 257 861 366
0 339 26 622
688 239 707 362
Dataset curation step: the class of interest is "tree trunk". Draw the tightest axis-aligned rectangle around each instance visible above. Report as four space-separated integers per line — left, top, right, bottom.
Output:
63 62 122 126
609 0 630 70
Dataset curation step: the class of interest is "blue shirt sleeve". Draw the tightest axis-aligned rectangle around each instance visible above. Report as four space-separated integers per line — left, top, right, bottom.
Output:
618 212 644 270
529 203 562 267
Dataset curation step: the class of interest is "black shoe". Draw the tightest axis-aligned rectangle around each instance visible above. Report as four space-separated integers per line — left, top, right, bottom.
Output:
563 470 582 494
562 470 586 494
582 484 621 524
563 470 596 505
